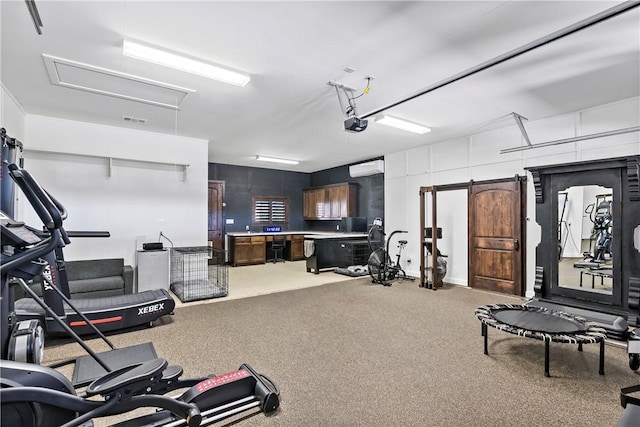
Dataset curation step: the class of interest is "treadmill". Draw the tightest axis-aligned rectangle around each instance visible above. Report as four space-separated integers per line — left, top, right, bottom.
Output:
13 288 174 336
4 163 175 337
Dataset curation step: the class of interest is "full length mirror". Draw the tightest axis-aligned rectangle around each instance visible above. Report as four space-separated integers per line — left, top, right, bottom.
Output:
558 185 613 295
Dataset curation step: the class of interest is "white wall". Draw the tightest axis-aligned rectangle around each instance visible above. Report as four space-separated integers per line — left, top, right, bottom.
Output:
385 97 640 297
1 84 26 140
559 186 584 258
16 115 209 267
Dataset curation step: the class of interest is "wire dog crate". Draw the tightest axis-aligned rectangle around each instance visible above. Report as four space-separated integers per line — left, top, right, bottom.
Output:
170 246 228 302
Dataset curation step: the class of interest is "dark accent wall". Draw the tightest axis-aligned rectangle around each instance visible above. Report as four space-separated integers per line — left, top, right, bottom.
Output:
208 163 310 232
208 157 384 233
307 158 385 231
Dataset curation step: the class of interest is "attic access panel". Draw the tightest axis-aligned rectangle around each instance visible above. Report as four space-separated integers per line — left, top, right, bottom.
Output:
42 54 195 109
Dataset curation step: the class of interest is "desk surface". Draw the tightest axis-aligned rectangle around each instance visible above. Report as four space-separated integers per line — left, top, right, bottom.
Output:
303 233 367 240
227 231 367 239
227 231 309 237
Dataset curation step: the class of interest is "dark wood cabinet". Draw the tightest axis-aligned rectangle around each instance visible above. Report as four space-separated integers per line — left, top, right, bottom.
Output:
290 235 305 260
230 233 307 265
303 183 356 220
230 236 266 266
303 188 326 219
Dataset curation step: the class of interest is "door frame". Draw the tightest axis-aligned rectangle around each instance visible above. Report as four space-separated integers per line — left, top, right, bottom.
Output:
208 180 225 259
419 175 527 296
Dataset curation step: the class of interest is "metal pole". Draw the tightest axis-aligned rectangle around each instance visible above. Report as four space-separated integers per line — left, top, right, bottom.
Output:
360 1 640 120
500 126 640 154
512 113 532 146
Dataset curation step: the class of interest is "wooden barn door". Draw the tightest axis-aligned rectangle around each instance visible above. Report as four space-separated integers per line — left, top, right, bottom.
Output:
469 178 526 296
208 181 225 260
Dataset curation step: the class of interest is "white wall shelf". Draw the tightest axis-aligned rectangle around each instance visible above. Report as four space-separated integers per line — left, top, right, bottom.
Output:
25 148 190 180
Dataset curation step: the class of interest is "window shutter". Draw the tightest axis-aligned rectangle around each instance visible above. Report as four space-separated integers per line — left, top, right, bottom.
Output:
271 199 286 223
254 199 271 223
252 196 289 225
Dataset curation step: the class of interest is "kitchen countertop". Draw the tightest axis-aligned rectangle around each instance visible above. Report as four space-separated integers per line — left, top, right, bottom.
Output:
303 232 368 240
227 231 311 237
226 231 367 239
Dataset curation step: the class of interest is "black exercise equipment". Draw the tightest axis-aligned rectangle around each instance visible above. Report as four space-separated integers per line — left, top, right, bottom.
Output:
616 384 640 427
0 127 23 218
526 299 628 342
476 304 607 377
628 328 640 371
366 218 414 286
0 163 281 426
4 163 175 337
588 198 613 263
573 197 613 268
1 358 280 427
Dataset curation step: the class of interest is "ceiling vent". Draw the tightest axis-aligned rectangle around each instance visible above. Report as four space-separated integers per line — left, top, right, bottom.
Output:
123 116 147 124
349 160 384 178
42 54 195 109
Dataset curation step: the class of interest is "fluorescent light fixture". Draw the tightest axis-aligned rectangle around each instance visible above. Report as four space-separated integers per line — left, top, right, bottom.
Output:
256 156 299 165
375 114 431 134
123 39 250 87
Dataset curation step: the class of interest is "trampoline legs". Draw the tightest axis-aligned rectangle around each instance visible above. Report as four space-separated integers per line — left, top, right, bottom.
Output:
544 340 550 377
477 318 605 377
482 323 488 355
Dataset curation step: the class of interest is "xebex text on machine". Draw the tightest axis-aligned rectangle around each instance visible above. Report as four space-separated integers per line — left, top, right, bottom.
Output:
138 303 165 316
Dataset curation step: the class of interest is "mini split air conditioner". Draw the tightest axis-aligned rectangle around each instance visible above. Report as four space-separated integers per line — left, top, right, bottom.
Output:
349 160 384 178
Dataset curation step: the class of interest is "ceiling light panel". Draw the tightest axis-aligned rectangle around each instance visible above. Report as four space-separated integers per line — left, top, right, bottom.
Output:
375 114 432 134
256 156 299 165
42 54 195 109
123 40 250 87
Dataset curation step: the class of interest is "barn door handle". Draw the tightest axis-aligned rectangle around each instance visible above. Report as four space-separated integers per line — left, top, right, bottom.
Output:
514 239 520 250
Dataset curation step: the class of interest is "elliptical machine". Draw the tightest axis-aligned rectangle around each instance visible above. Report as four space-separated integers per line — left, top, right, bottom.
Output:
577 198 613 265
589 199 613 263
0 163 280 426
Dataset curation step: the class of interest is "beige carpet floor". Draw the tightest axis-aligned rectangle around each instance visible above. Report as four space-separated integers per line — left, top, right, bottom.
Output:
173 260 357 308
42 271 640 427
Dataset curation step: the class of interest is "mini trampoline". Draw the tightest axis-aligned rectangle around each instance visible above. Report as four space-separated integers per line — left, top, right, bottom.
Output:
475 303 607 377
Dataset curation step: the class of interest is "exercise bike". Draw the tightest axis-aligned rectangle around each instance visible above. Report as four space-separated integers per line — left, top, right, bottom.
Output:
366 219 414 286
0 163 280 426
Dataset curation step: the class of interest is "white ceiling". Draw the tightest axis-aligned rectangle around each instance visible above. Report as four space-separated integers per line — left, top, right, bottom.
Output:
2 1 639 173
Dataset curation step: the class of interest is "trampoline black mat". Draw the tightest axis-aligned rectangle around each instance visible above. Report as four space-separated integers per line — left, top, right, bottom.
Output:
492 307 588 334
476 303 607 344
72 342 157 387
475 303 607 376
526 300 628 341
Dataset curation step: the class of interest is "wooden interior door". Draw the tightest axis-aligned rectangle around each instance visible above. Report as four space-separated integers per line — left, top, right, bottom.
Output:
208 181 224 258
469 179 525 296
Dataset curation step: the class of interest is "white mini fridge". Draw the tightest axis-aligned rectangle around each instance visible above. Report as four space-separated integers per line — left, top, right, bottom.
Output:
136 249 170 292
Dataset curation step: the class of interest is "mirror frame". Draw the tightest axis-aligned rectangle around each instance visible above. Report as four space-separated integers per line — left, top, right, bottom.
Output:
552 178 619 303
527 155 640 324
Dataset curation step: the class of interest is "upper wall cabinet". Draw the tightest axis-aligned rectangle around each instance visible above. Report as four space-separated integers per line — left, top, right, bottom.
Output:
303 183 356 220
